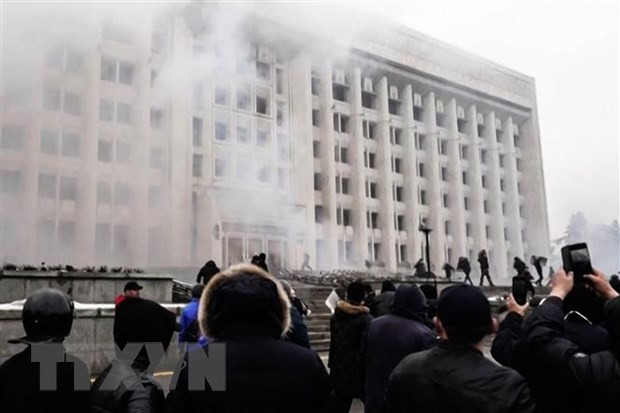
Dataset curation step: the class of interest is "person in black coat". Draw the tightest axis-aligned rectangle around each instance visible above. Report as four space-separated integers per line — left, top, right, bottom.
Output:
166 264 330 413
0 289 89 413
364 284 437 413
371 280 396 317
328 282 373 413
478 249 494 286
196 260 220 285
457 256 473 285
89 297 176 413
525 268 620 412
386 284 535 413
280 280 311 348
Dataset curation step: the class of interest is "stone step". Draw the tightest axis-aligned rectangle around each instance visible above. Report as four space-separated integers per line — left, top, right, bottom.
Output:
308 331 330 340
307 324 330 333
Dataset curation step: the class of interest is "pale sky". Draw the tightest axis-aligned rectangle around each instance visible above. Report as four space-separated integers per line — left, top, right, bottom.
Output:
367 0 619 240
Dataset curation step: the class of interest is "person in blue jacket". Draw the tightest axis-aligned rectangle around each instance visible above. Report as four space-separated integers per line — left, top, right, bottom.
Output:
179 284 208 351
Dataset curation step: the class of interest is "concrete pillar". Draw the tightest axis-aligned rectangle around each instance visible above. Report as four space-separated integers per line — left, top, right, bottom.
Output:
317 60 338 269
350 68 369 265
401 85 422 266
423 92 444 273
484 111 508 280
502 117 524 261
445 99 467 261
167 17 193 266
376 77 397 269
466 105 487 267
520 103 551 259
289 54 317 268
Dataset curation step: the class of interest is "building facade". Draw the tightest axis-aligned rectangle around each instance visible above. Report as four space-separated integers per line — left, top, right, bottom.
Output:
0 6 550 281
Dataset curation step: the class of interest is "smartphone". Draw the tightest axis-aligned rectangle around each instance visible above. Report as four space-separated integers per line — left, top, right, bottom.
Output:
561 243 594 283
512 277 529 305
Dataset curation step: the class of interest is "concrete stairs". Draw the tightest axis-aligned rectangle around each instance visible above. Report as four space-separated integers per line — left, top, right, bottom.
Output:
292 284 333 355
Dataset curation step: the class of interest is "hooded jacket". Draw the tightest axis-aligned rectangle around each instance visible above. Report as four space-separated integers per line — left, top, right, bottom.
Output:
328 300 373 397
364 285 437 413
525 296 620 413
88 297 176 413
166 264 329 413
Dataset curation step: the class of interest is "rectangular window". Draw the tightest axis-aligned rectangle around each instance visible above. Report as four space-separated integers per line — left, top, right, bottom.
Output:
312 109 320 127
151 109 164 129
115 182 131 205
482 175 488 189
418 162 425 178
236 84 251 111
256 123 271 147
193 154 203 177
97 182 111 204
38 173 57 199
419 189 427 205
276 102 285 126
499 155 505 168
63 92 81 115
390 127 402 145
1 170 21 194
313 141 320 158
40 129 59 154
441 166 448 181
400 244 407 262
464 196 469 210
98 140 113 163
256 61 271 81
314 173 322 191
466 222 471 237
395 185 403 202
276 68 284 95
150 147 163 169
315 206 324 223
462 171 468 185
59 176 77 201
363 121 376 139
214 86 229 106
192 117 203 146
444 220 451 236
480 149 487 164
43 88 61 111
116 102 131 124
61 133 80 157
341 177 349 194
342 209 351 226
442 193 449 208
396 215 405 231
215 122 229 142
118 62 134 85
460 144 468 160
99 99 114 122
214 154 228 178
439 139 448 155
415 134 425 150
311 77 320 96
483 200 489 213
393 158 402 173
485 225 490 239
500 179 505 191
256 92 269 115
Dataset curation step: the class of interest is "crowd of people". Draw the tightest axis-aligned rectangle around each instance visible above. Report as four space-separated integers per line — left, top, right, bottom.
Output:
1 253 619 412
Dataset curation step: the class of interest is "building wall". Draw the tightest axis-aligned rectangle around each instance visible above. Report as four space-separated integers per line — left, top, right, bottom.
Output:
0 10 550 281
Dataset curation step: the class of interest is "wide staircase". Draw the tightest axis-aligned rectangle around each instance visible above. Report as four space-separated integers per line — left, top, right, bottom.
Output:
291 283 334 356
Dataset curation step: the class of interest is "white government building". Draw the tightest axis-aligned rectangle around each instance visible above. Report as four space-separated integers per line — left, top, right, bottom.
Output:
0 5 550 281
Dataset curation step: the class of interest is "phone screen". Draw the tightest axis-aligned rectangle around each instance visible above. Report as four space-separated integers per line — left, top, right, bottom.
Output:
512 278 528 305
570 247 592 280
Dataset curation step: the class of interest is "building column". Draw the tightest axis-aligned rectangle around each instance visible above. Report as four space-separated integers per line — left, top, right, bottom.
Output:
466 105 487 267
289 53 317 269
166 17 193 266
484 111 508 280
402 85 422 266
520 107 551 259
423 92 444 273
446 99 467 261
376 77 397 270
502 117 524 261
317 60 338 269
349 68 369 266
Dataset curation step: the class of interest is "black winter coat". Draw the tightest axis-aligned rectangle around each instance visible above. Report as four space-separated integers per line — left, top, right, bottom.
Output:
371 291 395 317
328 301 373 397
364 314 436 413
0 346 89 413
525 296 620 413
89 360 165 413
386 341 535 413
166 336 330 413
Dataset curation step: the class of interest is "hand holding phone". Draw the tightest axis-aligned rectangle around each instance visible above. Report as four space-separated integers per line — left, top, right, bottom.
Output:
512 277 529 305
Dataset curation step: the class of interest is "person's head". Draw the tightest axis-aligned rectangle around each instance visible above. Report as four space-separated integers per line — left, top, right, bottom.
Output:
419 284 438 300
391 284 428 322
563 284 605 324
200 264 290 340
381 280 396 293
191 283 205 299
123 281 143 298
279 280 294 299
346 282 366 305
8 288 74 345
259 252 266 261
113 297 176 368
435 284 495 346
364 283 374 296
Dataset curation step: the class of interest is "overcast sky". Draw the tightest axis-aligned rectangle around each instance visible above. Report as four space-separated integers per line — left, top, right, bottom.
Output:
366 0 619 239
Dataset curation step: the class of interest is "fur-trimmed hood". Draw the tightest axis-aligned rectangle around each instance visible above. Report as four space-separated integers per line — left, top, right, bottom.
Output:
199 263 291 340
336 300 370 315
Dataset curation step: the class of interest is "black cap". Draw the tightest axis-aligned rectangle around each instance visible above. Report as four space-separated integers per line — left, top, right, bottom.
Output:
124 281 143 292
437 284 491 332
